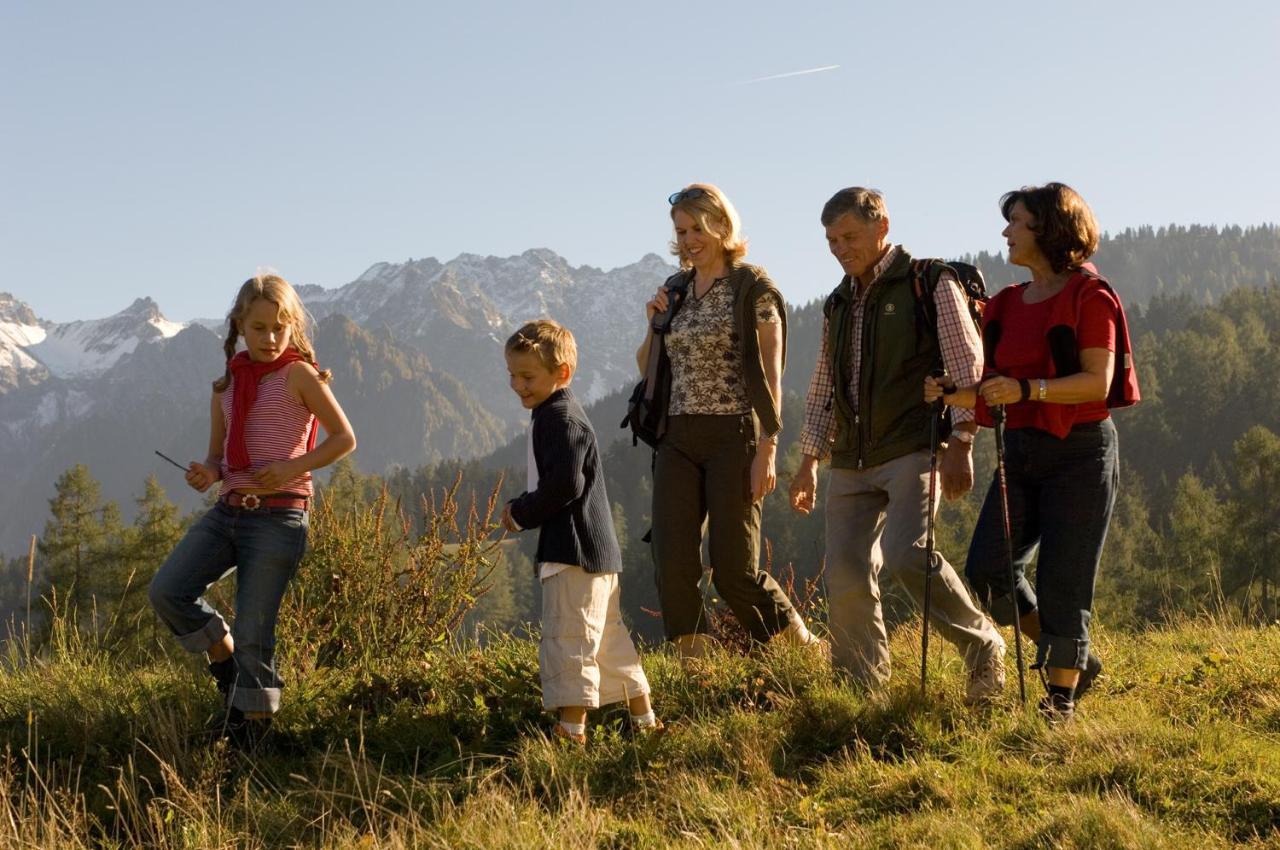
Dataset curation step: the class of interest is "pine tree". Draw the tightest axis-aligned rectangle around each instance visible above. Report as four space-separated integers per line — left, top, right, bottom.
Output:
1226 426 1280 621
39 464 125 635
112 475 183 647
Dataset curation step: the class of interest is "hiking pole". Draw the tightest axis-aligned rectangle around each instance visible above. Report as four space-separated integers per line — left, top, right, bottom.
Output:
991 404 1027 704
921 371 954 697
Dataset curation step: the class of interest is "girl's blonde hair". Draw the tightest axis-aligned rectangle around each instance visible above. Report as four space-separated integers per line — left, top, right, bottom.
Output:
668 182 749 268
212 274 331 392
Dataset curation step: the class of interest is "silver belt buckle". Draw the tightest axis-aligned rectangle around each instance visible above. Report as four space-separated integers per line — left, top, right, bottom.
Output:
241 493 262 511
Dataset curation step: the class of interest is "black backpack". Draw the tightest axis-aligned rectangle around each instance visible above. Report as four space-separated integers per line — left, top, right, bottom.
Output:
621 272 691 447
908 259 988 336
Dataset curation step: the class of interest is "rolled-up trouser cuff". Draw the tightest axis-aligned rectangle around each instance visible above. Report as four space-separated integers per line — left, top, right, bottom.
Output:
229 685 282 714
174 614 229 654
1036 633 1089 671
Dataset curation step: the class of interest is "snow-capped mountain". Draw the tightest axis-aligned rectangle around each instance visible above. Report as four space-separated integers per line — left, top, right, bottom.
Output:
0 293 50 392
0 293 186 392
288 248 673 412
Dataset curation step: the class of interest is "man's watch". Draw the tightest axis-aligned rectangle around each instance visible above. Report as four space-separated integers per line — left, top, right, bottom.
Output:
951 430 975 445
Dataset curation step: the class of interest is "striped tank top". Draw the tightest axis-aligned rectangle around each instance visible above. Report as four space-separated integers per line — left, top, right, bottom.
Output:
219 365 317 497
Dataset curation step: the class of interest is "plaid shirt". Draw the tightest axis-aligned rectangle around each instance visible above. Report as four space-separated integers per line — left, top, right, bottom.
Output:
798 246 983 461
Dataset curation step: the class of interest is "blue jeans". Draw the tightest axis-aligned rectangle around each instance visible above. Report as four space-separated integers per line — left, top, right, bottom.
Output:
148 501 308 714
964 419 1119 671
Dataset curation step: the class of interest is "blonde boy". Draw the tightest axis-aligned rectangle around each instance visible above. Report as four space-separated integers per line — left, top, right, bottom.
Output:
501 320 659 742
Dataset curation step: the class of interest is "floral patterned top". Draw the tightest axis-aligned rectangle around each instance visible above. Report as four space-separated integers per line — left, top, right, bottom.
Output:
666 277 781 416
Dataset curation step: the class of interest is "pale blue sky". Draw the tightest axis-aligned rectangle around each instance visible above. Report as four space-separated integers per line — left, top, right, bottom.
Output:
3 1 1277 322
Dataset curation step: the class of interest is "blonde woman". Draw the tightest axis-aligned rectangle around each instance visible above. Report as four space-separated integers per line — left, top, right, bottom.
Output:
637 183 820 657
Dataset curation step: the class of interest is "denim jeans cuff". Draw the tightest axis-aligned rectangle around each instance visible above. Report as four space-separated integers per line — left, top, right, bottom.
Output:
1035 634 1089 671
229 685 282 714
174 614 229 654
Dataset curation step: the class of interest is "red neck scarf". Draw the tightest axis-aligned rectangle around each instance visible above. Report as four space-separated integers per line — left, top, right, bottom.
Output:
225 349 313 470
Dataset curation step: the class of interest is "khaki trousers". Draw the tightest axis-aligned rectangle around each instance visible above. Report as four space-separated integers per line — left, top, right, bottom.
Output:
539 566 650 710
825 449 1003 684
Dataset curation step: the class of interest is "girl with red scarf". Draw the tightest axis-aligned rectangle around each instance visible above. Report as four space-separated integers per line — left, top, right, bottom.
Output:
149 274 356 748
925 183 1140 724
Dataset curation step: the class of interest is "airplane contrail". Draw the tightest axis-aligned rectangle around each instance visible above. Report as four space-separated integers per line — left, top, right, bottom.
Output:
735 64 840 85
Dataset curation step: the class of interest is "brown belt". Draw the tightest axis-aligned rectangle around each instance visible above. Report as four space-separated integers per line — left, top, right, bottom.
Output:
221 492 309 511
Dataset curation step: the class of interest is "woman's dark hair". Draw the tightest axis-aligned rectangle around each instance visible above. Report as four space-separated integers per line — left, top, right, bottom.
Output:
1000 182 1099 273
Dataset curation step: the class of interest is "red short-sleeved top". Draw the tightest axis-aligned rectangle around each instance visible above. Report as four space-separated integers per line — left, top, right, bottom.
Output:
985 283 1119 432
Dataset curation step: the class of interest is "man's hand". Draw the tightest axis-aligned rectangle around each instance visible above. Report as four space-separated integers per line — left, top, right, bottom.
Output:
938 440 974 501
788 456 820 515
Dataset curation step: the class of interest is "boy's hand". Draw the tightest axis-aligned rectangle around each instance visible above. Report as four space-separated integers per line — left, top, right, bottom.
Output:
185 462 219 493
254 460 301 489
501 503 521 533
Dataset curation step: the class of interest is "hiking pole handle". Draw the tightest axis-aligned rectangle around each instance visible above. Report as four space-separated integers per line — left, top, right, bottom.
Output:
929 369 957 411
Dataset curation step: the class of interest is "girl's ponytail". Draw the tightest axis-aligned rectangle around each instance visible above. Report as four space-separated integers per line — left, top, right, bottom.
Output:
212 323 238 392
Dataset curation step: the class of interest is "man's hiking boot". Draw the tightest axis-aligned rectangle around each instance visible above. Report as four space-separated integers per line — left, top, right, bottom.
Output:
1038 691 1075 726
965 644 1007 704
208 657 236 697
1072 652 1103 702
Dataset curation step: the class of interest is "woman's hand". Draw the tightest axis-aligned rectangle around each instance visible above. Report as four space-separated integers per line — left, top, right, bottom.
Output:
185 462 219 493
978 376 1024 406
750 441 777 502
645 287 670 323
254 460 302 489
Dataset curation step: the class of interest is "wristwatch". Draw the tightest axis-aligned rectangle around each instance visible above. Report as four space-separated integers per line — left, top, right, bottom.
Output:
951 430 975 445
1037 379 1048 401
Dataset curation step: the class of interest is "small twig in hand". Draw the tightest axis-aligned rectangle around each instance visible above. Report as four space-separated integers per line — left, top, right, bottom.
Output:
154 450 187 472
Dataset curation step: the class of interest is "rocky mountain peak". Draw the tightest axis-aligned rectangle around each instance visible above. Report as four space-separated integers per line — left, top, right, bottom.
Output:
0 292 39 326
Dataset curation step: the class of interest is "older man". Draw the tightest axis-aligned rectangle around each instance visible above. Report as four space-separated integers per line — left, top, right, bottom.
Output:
790 187 1005 701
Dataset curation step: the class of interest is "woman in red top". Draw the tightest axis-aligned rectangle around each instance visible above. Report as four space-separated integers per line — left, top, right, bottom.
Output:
925 183 1139 723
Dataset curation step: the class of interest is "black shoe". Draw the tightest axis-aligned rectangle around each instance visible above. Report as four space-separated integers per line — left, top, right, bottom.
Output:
218 707 273 752
208 658 236 697
1072 653 1103 702
1038 692 1075 726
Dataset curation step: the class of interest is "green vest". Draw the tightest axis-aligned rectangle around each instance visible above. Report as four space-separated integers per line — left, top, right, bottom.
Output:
825 248 943 469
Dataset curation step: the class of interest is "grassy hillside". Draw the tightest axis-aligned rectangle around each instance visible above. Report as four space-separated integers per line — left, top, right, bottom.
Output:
2 614 1278 849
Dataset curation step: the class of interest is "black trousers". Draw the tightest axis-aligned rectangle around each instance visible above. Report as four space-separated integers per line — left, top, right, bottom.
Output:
651 414 798 642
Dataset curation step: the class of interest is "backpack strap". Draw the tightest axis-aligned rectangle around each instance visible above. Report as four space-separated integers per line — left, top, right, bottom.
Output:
909 258 950 341
654 270 692 334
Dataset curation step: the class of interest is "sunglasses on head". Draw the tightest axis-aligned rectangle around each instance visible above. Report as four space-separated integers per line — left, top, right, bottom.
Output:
668 187 708 205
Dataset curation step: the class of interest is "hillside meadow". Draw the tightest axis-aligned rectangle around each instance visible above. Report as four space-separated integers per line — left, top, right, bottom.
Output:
0 486 1277 848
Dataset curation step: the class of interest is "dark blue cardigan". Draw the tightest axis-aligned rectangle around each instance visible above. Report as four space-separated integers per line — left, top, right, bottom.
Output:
507 388 622 574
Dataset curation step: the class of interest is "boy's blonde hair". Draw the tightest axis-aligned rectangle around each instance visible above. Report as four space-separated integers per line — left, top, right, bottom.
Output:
505 319 577 376
213 273 331 392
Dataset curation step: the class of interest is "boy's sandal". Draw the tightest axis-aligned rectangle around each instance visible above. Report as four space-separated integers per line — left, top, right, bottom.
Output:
552 724 587 745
